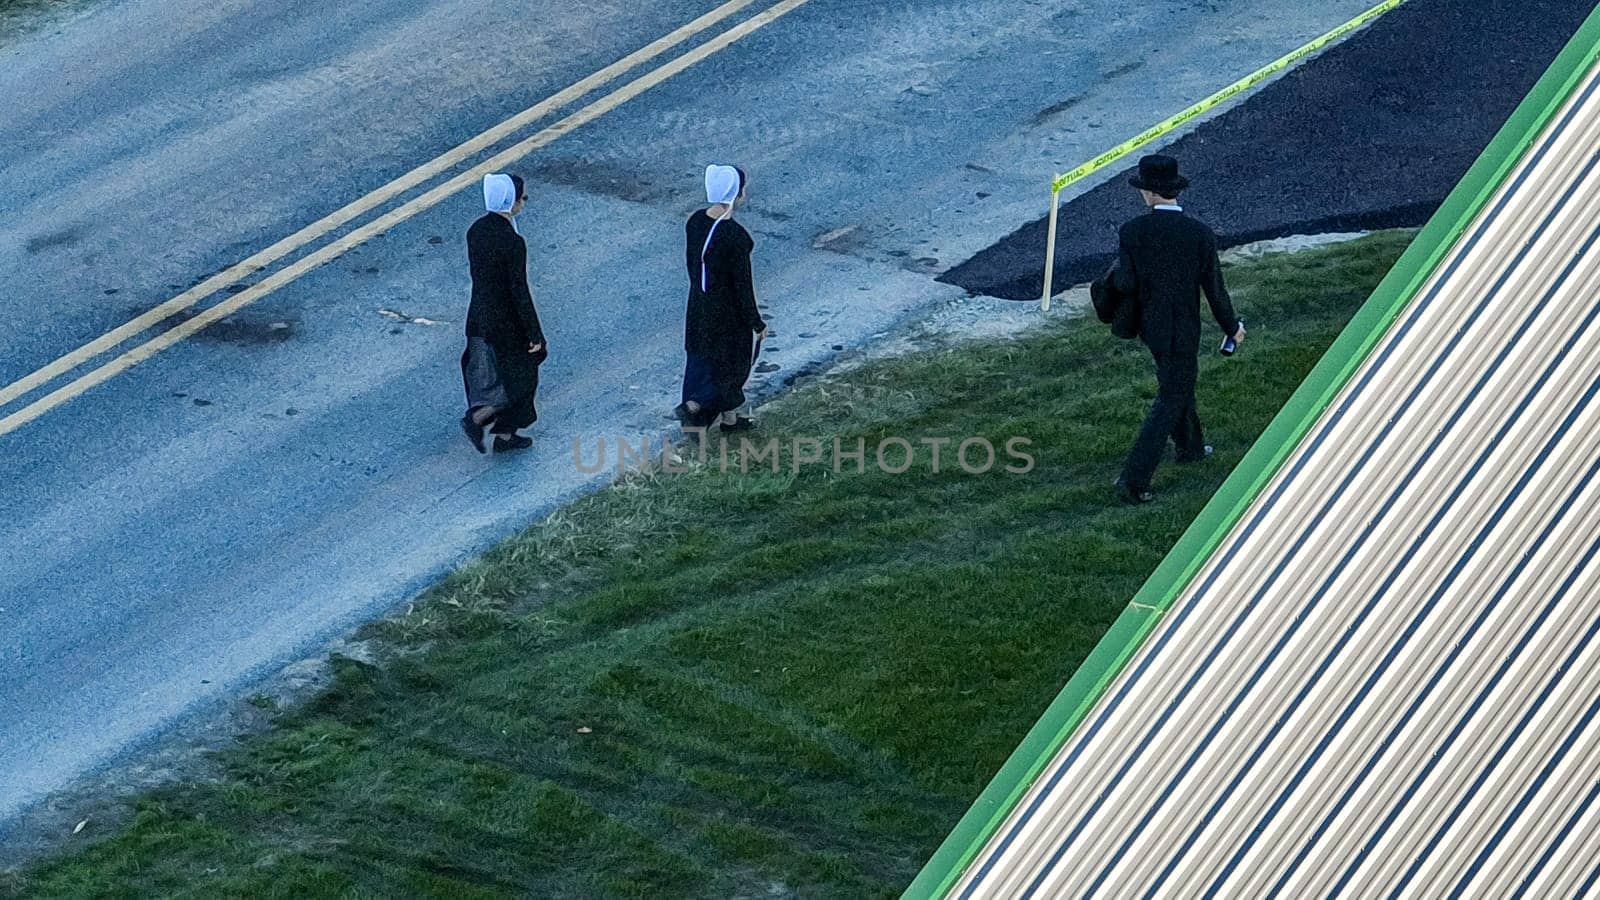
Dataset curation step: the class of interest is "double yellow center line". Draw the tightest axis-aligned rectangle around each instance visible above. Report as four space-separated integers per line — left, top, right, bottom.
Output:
0 0 815 438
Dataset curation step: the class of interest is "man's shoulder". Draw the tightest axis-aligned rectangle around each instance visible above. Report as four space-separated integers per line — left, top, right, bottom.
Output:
1165 210 1216 238
1119 212 1158 240
1182 214 1218 238
1125 210 1216 240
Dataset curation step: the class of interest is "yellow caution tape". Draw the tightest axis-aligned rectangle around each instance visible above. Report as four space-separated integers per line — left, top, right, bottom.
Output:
1050 0 1407 195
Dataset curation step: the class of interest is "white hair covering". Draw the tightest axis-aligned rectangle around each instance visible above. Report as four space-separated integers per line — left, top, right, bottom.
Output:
705 164 740 205
700 164 742 291
483 173 517 213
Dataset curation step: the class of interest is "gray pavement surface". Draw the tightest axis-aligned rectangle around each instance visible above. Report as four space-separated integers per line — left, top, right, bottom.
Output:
944 0 1599 299
0 0 1386 833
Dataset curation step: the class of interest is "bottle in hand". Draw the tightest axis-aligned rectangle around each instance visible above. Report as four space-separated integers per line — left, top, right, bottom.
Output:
1221 319 1244 356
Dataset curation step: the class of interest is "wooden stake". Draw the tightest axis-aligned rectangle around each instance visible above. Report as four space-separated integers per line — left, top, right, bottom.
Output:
1041 185 1061 312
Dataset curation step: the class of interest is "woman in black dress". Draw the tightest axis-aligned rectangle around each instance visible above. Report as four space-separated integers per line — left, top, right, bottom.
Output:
676 164 767 431
460 173 547 453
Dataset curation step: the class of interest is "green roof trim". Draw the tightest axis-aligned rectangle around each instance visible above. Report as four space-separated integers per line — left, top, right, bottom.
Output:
905 5 1600 897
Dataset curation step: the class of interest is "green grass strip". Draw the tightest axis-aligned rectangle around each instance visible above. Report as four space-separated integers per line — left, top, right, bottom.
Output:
906 7 1600 897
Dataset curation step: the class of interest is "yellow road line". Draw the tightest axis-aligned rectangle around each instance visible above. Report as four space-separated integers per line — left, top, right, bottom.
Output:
0 0 759 412
0 0 816 438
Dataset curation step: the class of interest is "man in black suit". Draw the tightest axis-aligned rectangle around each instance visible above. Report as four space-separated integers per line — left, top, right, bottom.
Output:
1101 155 1245 504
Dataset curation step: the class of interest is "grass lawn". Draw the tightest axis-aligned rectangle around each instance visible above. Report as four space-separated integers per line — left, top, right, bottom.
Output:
2 231 1413 899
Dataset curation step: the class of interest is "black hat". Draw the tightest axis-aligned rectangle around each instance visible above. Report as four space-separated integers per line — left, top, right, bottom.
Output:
1129 154 1189 196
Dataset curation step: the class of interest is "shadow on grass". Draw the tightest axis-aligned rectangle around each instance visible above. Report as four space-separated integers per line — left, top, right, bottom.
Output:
4 231 1415 899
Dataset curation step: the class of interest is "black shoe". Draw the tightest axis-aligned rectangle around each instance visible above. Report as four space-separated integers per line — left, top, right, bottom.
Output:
674 402 718 429
460 414 487 454
1177 445 1214 464
493 434 533 453
720 416 756 434
1115 479 1155 504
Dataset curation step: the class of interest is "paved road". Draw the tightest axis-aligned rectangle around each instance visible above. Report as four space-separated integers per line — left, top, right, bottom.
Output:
0 0 1382 830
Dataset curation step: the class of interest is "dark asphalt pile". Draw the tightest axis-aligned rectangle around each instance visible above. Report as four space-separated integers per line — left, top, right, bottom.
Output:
945 0 1598 300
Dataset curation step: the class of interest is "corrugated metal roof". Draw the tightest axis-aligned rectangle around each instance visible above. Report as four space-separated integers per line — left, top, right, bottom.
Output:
917 11 1600 899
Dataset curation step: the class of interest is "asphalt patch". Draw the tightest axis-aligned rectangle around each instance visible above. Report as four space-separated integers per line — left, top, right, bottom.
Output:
524 155 666 204
131 304 297 346
23 225 84 254
944 0 1596 300
199 318 295 345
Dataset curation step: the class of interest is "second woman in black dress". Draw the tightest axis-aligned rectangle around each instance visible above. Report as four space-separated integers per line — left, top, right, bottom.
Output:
676 164 766 432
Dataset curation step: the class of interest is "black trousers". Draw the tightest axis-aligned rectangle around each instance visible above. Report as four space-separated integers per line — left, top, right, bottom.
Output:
1121 351 1205 491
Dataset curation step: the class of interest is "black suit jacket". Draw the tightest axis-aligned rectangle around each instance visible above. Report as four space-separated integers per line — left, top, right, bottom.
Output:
465 213 546 355
1106 209 1239 358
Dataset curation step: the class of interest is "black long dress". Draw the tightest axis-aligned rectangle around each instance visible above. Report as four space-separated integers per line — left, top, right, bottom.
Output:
683 210 764 416
462 213 546 434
